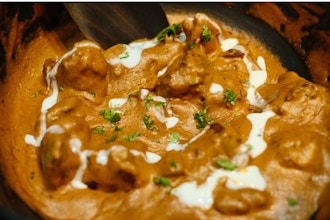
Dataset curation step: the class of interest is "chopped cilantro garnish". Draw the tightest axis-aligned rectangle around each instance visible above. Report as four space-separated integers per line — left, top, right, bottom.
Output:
156 23 182 42
169 132 180 143
155 101 166 107
201 24 212 42
100 109 121 124
153 177 171 187
123 132 140 142
120 51 129 59
193 106 210 129
145 94 153 110
224 89 237 105
170 160 177 168
188 42 195 49
59 85 64 92
143 115 155 130
287 198 297 207
106 134 118 143
31 90 40 98
92 126 106 135
246 143 254 150
216 159 237 171
144 95 165 110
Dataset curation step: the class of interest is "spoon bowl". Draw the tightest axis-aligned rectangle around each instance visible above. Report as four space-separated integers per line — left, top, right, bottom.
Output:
64 3 169 49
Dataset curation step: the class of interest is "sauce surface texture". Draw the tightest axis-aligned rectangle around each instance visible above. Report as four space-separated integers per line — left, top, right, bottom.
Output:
1 13 330 220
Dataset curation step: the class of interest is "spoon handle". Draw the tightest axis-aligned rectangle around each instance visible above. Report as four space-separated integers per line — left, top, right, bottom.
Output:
64 3 169 48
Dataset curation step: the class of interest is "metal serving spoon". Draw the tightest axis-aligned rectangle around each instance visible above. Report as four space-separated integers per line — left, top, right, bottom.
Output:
64 3 169 49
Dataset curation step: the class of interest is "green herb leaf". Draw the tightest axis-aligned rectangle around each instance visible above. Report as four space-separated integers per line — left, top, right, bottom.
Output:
193 106 210 129
106 134 118 143
287 198 297 207
92 126 106 135
156 23 182 42
169 132 180 143
155 101 166 107
216 159 237 171
246 143 254 150
120 51 129 59
124 132 140 142
201 24 212 42
224 89 237 105
143 115 155 130
59 85 64 92
144 94 153 110
170 160 177 168
31 90 40 98
100 109 121 124
144 94 166 110
153 177 171 187
188 42 195 49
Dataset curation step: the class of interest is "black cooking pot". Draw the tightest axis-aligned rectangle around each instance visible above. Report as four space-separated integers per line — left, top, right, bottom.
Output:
0 3 329 220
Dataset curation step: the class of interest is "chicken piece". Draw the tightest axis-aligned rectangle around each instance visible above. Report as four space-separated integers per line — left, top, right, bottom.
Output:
84 146 155 192
259 71 328 126
214 187 269 215
56 42 109 97
156 47 207 97
40 96 92 189
277 127 328 172
105 41 184 97
39 129 81 189
182 13 222 54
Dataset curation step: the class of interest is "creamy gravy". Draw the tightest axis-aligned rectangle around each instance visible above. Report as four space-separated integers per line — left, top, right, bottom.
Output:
1 12 330 220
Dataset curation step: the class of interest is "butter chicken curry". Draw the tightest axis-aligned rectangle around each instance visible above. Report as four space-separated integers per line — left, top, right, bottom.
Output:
0 12 330 220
